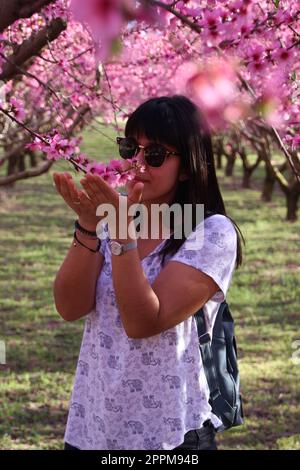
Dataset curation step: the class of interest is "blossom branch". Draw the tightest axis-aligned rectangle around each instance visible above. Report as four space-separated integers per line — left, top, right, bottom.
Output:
0 17 66 81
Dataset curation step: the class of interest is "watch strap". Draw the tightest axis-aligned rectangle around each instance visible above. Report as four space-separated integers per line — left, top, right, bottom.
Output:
121 240 138 252
109 239 137 255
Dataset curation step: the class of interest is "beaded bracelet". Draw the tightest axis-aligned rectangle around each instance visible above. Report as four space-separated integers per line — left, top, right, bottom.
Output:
75 219 97 237
73 231 101 253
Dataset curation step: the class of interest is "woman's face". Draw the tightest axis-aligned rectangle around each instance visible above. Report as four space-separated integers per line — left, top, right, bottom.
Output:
124 135 187 206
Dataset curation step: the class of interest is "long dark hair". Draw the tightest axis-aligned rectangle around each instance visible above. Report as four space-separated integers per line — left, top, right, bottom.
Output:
125 95 245 268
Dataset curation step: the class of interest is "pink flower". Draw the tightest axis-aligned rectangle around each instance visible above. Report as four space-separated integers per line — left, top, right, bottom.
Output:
25 138 45 152
0 40 5 75
70 0 128 59
271 47 294 66
273 8 292 26
244 43 266 63
46 133 79 160
86 161 107 175
186 59 238 109
292 134 300 149
10 98 26 121
177 58 250 130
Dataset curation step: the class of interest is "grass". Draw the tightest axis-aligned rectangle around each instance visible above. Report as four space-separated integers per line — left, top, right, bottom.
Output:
0 125 299 450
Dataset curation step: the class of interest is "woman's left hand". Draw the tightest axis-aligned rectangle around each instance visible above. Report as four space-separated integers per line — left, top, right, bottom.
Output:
80 173 144 239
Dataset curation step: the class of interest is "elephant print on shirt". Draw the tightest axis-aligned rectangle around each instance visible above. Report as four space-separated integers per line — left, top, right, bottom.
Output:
107 355 121 370
142 395 162 409
162 374 181 390
124 420 144 435
127 338 143 351
78 360 89 377
105 398 123 413
70 402 85 418
93 414 106 433
163 417 182 432
106 438 125 450
143 437 161 450
141 352 161 366
97 331 113 349
161 331 178 346
122 379 143 393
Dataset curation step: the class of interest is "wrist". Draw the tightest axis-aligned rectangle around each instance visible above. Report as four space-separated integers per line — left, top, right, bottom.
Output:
109 230 137 243
77 218 98 233
109 238 137 256
73 230 101 252
109 215 136 242
75 228 97 240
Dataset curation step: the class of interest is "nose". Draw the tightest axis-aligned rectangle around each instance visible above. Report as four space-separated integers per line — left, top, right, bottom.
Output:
134 147 147 167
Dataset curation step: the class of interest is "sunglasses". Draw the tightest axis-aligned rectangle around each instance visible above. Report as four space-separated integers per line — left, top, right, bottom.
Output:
116 136 180 167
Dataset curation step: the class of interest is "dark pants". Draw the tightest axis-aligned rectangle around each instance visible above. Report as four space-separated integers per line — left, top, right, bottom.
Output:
64 442 80 450
174 420 217 450
64 420 217 451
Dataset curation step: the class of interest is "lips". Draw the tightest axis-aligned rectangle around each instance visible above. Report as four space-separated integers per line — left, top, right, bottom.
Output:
132 176 149 183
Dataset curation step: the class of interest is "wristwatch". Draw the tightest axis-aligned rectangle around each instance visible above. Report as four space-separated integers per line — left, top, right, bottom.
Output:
109 239 137 256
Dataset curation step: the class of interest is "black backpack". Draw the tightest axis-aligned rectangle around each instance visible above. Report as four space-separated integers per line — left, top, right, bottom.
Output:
194 300 244 432
193 210 244 431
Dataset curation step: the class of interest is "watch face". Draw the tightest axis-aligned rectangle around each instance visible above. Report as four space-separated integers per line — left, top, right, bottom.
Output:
110 240 122 255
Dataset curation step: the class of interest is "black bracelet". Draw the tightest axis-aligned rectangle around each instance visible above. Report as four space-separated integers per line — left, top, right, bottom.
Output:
73 231 101 253
75 219 97 237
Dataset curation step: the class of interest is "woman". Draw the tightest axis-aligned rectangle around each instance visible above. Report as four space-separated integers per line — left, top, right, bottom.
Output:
53 95 244 450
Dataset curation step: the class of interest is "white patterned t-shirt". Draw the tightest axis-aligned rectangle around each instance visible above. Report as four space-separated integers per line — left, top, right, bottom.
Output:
64 214 237 450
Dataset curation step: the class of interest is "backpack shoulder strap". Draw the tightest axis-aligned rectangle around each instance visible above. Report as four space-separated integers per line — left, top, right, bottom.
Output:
194 303 238 428
194 307 221 397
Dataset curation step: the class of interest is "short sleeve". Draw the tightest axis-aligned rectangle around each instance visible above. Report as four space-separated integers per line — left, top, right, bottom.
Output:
169 215 237 302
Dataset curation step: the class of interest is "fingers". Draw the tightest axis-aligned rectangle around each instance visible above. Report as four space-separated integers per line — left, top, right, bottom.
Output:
53 172 61 192
54 171 120 212
80 175 103 204
59 173 73 203
80 173 114 201
53 172 81 209
67 176 81 202
128 182 144 205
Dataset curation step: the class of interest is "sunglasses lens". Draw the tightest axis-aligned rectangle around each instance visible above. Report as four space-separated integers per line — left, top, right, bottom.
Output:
117 138 171 167
117 137 137 159
145 145 166 167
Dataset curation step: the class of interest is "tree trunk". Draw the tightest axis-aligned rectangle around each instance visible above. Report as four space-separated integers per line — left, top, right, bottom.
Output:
18 154 25 172
225 155 236 177
5 153 18 187
29 151 37 168
7 153 17 174
216 152 222 169
262 175 275 201
261 162 275 201
242 167 252 188
286 190 299 222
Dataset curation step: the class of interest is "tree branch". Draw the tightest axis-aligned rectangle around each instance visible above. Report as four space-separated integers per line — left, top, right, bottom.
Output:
0 104 92 184
0 159 54 185
0 0 56 32
0 17 67 81
0 139 31 167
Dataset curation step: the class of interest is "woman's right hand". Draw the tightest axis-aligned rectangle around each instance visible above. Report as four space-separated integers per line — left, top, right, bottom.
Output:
53 171 102 231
